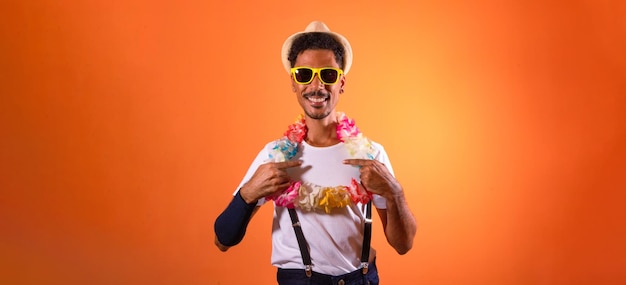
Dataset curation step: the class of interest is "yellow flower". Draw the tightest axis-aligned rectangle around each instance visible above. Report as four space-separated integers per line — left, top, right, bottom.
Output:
317 187 351 214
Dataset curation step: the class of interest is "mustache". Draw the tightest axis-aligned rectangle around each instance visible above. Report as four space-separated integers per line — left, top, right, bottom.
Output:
303 90 330 98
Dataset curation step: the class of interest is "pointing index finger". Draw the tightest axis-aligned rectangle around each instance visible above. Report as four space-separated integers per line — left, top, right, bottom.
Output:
343 159 373 166
274 160 303 169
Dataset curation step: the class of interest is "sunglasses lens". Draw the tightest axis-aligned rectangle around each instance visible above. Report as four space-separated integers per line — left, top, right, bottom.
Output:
294 68 313 83
320 69 339 84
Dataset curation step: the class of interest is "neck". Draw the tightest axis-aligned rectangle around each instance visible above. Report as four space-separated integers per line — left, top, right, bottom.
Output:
304 113 339 147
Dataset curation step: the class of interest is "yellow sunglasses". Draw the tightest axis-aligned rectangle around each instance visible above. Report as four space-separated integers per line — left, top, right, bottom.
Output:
290 67 343 85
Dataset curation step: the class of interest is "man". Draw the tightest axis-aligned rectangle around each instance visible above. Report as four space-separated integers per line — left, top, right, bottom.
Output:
214 21 417 285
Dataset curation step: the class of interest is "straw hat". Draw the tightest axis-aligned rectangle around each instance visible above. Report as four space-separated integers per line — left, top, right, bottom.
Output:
281 21 353 74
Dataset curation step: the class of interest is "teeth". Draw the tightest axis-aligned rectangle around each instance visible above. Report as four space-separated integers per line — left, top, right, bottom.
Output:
307 97 326 103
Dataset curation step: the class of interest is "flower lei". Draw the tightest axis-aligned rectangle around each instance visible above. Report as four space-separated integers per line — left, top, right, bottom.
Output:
266 112 375 213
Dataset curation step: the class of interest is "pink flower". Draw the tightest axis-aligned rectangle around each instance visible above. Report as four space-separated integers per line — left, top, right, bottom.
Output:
284 115 307 143
336 113 360 142
269 181 301 208
347 178 372 204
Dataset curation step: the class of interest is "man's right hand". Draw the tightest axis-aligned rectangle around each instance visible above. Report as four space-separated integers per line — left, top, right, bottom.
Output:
239 160 302 204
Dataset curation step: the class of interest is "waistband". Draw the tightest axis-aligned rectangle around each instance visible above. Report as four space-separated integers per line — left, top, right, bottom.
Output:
277 259 378 285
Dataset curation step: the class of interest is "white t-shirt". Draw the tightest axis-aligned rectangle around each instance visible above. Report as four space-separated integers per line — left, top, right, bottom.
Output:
234 140 394 276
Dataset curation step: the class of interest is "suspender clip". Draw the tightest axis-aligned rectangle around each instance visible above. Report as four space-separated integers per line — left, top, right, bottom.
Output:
305 265 312 277
361 262 369 274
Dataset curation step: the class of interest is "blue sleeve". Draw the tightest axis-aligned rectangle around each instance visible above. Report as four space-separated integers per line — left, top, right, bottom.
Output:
213 190 257 246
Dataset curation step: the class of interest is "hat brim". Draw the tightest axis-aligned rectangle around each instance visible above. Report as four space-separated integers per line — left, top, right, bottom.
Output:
281 22 353 75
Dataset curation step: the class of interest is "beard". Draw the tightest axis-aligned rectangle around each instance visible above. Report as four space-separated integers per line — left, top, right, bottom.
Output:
305 110 331 120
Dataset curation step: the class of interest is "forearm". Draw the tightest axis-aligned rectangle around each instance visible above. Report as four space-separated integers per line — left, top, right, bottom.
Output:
383 189 417 254
213 191 259 251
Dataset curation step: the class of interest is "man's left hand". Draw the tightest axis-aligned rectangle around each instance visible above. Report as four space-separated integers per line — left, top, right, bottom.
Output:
343 159 401 198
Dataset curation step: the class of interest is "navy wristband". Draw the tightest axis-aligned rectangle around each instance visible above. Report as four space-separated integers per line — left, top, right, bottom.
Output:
214 190 257 246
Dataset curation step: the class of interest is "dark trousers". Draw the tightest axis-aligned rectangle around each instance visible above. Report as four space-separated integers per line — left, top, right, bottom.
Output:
277 260 379 285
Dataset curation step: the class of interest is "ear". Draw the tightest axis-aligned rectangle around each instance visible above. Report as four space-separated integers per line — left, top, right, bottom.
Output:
291 80 297 92
289 73 297 92
339 75 346 93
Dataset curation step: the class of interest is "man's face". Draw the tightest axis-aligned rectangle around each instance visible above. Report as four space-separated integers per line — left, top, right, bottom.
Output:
291 49 345 120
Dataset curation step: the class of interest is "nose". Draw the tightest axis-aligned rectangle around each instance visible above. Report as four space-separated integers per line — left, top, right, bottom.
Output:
310 73 325 89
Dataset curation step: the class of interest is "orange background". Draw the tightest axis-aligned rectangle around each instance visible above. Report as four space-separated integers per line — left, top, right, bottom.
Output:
1 0 625 284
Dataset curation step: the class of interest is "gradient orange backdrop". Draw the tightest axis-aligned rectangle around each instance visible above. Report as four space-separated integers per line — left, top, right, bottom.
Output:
1 1 625 284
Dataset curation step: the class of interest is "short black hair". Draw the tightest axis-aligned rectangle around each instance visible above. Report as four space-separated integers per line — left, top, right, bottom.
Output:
288 32 345 69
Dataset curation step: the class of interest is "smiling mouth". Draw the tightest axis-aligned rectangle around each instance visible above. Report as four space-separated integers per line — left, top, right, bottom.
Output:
307 96 327 103
304 91 329 104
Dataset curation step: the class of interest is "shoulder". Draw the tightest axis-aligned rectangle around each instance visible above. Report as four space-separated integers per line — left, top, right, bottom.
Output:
368 140 389 161
369 140 386 151
367 139 396 175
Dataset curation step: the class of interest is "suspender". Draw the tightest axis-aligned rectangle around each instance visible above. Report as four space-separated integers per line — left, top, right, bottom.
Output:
360 200 373 274
288 200 373 277
287 208 313 277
